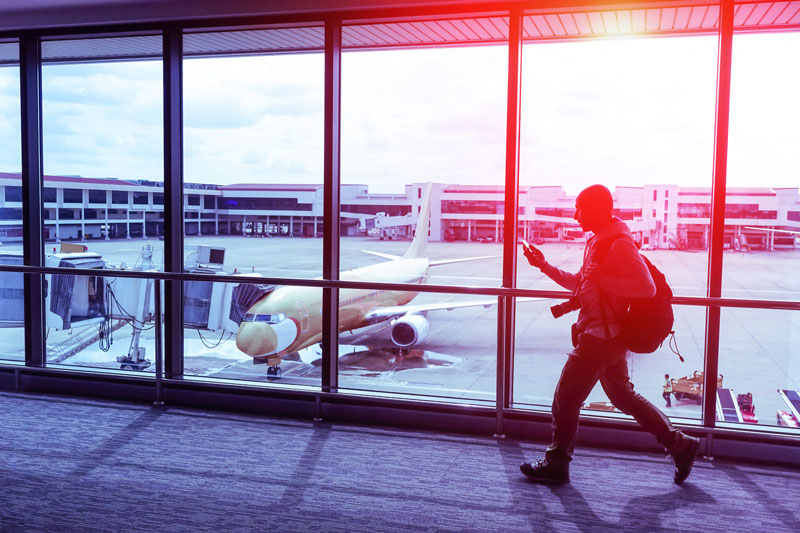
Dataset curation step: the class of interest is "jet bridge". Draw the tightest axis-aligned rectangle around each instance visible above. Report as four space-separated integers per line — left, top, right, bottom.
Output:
0 253 24 327
183 244 275 334
183 273 275 333
45 252 108 331
42 243 157 370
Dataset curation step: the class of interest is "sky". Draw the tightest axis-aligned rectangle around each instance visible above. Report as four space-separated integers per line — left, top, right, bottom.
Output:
0 31 798 195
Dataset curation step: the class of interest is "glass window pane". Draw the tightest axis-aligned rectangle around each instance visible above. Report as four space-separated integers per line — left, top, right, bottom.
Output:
341 20 508 287
4 185 21 202
63 188 83 203
518 33 717 296
724 31 800 300
514 26 717 419
338 20 507 401
514 300 705 423
183 280 320 388
718 308 800 432
42 36 163 253
0 41 22 361
42 35 164 370
111 190 128 204
337 288 497 403
46 273 158 374
182 27 324 277
0 255 24 362
88 189 106 204
182 27 324 387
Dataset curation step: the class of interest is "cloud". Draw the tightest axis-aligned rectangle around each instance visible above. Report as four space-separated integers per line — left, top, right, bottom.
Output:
183 54 324 130
0 32 797 195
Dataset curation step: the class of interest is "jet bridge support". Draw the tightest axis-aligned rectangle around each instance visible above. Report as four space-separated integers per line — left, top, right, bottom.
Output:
110 243 156 370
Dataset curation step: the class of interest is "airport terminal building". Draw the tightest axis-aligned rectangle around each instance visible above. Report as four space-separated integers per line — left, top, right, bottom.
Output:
2 1 800 529
2 172 798 250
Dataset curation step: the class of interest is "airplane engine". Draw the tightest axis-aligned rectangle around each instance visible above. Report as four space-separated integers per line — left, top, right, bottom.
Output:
390 315 430 348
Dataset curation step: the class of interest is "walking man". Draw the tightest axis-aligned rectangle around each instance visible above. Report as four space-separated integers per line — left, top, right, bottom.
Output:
520 184 699 485
663 374 673 407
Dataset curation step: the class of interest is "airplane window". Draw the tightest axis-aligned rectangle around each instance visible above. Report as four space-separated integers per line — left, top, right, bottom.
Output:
242 313 256 322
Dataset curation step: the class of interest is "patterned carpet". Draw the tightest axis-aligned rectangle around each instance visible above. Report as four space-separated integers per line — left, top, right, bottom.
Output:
1 391 798 532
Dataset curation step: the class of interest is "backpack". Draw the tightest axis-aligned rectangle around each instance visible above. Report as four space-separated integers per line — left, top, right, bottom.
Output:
594 236 676 355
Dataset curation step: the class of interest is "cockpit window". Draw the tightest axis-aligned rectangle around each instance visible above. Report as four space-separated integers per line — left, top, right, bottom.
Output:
242 313 286 324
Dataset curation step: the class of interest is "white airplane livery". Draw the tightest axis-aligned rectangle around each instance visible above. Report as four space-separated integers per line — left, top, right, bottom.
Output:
234 183 507 378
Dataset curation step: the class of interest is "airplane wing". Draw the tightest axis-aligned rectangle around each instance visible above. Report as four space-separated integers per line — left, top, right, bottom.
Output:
361 250 498 265
361 250 402 261
364 296 542 323
429 255 499 266
744 226 800 236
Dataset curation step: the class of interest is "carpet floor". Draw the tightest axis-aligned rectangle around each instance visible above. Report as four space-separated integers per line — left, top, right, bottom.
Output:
1 392 798 532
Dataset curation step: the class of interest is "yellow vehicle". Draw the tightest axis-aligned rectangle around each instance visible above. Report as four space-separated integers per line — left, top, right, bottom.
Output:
671 371 723 404
583 401 621 413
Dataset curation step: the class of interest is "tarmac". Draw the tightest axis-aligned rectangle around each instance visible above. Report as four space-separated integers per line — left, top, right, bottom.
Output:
0 235 798 432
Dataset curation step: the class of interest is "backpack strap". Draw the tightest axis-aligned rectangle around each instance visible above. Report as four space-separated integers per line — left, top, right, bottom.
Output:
590 234 628 338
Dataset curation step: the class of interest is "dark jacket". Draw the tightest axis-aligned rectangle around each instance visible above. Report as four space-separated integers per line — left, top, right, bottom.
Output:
541 218 656 339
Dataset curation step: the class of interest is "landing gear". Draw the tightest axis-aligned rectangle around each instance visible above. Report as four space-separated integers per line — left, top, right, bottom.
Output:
267 365 282 380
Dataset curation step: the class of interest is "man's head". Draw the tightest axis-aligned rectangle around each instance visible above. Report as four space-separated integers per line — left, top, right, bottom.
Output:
574 184 614 233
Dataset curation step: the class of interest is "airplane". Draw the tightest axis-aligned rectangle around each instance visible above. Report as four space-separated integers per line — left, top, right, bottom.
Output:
234 183 524 379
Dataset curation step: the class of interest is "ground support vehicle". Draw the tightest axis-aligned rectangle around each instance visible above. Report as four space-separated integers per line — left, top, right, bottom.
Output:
671 371 723 405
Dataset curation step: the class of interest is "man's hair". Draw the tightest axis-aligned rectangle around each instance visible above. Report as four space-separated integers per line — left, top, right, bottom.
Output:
576 184 613 216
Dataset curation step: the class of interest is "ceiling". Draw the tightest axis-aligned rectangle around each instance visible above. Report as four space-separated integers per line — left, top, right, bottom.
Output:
0 1 797 63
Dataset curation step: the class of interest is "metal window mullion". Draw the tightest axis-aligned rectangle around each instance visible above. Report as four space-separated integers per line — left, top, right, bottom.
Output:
496 9 523 438
20 35 45 368
703 0 734 430
163 27 184 378
322 19 342 394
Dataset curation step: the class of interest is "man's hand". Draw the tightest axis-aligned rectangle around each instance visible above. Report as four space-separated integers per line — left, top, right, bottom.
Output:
523 243 546 269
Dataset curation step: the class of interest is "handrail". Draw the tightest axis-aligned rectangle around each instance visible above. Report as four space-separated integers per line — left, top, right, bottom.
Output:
0 262 798 310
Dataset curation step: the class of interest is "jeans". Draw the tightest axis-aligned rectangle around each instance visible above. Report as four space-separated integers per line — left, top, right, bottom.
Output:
546 333 680 463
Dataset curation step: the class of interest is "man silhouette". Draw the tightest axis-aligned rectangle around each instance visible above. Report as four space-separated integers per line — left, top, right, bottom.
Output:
663 374 673 408
520 184 699 485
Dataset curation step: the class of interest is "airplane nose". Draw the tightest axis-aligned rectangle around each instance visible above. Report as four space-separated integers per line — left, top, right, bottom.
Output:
236 323 279 357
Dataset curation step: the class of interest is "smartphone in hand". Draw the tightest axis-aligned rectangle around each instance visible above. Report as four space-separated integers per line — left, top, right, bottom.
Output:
521 239 544 264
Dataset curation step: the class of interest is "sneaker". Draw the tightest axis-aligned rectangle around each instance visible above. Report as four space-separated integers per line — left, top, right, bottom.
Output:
671 433 700 485
520 458 570 485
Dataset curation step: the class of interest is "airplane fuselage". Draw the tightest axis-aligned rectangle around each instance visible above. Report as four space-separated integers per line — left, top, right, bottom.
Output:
235 257 430 360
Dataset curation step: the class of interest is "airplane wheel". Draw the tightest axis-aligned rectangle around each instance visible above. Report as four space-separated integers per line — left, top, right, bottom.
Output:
267 366 282 380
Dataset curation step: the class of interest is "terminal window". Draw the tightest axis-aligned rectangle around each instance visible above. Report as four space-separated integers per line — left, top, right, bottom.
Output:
88 190 106 204
4 186 21 202
63 189 82 203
